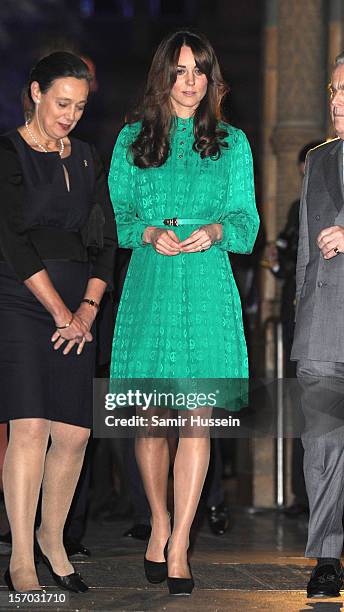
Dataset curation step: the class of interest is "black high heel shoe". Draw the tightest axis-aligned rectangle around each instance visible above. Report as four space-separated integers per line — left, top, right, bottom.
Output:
4 567 42 592
143 514 170 584
144 540 169 583
4 568 14 591
35 537 88 593
166 542 194 596
144 553 167 583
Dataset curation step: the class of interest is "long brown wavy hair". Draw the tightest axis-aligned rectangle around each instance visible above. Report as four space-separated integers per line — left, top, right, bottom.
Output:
129 30 229 168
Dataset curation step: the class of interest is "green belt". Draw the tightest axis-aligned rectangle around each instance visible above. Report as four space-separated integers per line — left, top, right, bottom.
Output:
144 217 215 228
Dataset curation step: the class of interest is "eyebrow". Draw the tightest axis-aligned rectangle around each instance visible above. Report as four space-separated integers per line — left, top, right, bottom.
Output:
56 97 87 103
329 83 344 91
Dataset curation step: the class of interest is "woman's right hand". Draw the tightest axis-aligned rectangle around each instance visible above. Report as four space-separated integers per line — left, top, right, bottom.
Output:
51 312 93 355
143 227 181 255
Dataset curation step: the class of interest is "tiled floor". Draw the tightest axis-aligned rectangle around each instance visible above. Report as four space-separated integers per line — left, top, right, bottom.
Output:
1 505 341 611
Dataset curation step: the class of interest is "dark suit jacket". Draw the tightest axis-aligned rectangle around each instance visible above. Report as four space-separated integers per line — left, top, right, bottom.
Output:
291 137 344 362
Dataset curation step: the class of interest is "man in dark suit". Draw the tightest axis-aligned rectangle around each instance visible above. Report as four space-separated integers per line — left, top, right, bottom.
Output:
291 51 344 598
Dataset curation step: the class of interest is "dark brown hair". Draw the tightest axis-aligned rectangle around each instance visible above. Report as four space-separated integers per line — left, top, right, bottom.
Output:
23 51 92 117
129 30 229 168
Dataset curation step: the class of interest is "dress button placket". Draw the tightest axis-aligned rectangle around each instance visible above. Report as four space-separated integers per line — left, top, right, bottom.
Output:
178 135 184 159
177 119 189 158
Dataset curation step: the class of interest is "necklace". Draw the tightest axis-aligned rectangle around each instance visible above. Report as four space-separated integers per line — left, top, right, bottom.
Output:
25 120 64 157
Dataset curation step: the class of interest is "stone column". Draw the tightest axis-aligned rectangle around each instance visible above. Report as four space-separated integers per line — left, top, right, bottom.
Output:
328 0 344 136
260 0 279 327
249 0 279 509
273 0 326 231
256 0 326 509
329 0 343 68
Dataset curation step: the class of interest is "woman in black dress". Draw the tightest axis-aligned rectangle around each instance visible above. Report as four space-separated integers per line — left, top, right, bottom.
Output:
0 52 116 591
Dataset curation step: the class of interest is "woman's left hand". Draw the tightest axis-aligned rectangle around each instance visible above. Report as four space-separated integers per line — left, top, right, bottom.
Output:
74 302 98 331
179 224 222 253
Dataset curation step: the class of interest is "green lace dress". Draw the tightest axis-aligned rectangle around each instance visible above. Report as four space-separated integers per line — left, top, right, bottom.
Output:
108 117 259 385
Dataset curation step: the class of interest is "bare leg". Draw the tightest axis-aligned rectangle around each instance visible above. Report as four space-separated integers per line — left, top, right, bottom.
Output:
169 434 210 577
36 422 90 575
135 436 171 561
3 418 50 591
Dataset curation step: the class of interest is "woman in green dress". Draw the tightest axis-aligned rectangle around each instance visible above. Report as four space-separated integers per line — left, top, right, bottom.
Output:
108 30 259 595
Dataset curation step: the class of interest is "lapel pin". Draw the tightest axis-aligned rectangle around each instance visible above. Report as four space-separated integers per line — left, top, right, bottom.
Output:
83 159 88 167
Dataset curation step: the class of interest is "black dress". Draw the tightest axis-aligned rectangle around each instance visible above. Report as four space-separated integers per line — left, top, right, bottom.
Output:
0 130 116 428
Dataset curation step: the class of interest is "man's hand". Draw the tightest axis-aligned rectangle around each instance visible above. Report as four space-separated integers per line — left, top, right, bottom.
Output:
317 225 344 259
143 227 181 255
179 224 222 253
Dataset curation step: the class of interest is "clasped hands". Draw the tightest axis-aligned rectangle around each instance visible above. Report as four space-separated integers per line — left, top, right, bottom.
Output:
144 223 222 256
317 225 344 259
51 302 97 356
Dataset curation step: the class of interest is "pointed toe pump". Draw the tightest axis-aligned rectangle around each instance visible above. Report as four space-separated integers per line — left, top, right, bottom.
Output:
167 565 194 596
35 538 88 593
4 567 42 592
144 515 171 584
165 540 194 596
